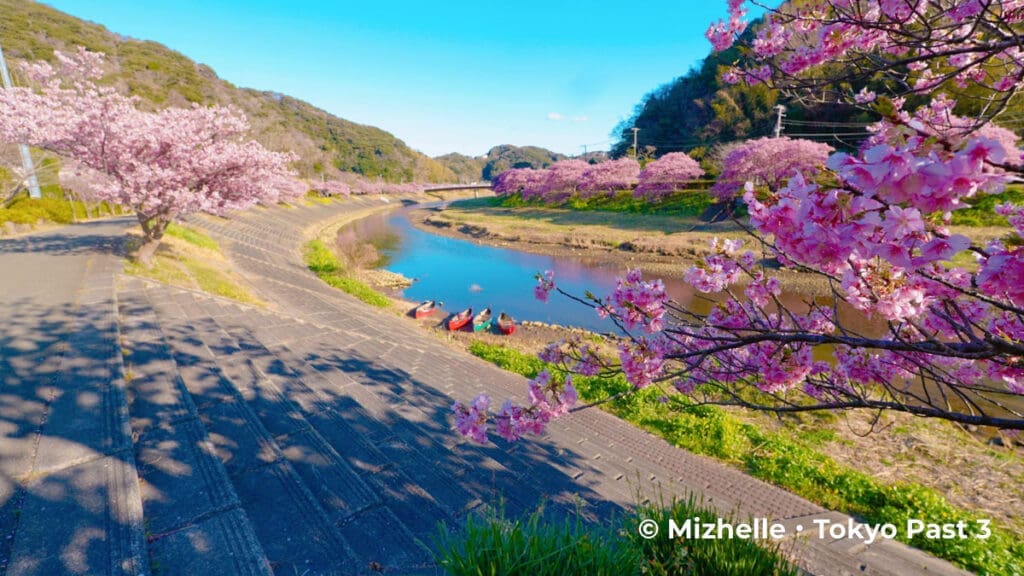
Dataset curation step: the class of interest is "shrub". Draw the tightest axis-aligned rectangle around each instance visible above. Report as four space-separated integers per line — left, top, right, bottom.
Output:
303 239 390 308
434 497 800 576
434 506 638 576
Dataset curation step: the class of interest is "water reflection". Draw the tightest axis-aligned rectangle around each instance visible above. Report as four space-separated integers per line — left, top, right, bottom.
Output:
334 208 878 335
337 208 695 332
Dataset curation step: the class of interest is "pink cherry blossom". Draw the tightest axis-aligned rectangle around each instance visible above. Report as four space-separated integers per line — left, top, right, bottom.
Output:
452 394 491 444
711 137 834 201
0 48 301 264
634 152 705 201
577 158 641 197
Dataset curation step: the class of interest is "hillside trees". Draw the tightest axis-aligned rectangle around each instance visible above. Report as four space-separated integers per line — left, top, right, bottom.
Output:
0 0 436 182
0 48 301 264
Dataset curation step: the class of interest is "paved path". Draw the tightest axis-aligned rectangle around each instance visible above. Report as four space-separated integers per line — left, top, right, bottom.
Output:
0 201 973 575
0 218 145 576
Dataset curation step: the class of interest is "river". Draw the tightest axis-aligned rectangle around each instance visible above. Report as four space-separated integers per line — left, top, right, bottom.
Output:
334 205 866 334
334 206 708 333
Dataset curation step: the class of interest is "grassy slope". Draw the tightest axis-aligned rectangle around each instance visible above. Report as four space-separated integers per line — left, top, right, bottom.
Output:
125 223 262 305
468 342 1023 576
303 238 390 308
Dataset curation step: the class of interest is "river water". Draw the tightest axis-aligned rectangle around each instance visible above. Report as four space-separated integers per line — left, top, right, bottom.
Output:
334 206 871 333
335 206 705 333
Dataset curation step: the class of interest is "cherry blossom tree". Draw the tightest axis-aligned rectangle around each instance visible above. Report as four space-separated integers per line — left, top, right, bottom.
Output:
0 48 301 264
312 180 352 197
710 136 833 201
455 1 1024 445
577 158 641 198
634 152 706 201
492 168 529 196
492 167 548 200
538 160 590 203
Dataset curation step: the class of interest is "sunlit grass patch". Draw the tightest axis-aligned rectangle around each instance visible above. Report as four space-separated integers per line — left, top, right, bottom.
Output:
434 495 799 576
467 342 1023 575
125 224 262 306
1 193 124 229
165 222 219 250
303 239 390 308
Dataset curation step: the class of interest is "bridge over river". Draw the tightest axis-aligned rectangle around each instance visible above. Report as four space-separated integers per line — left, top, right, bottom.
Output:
422 183 492 194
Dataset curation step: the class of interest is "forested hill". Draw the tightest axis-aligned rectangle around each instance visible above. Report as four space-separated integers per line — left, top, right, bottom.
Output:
435 145 567 183
0 0 456 182
611 13 1024 165
609 17 873 163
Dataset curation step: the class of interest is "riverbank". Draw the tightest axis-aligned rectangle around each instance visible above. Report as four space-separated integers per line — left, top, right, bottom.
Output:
324 197 1023 546
364 274 1024 539
409 198 1009 295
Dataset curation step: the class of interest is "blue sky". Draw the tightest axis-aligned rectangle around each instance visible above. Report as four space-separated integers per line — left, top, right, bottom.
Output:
43 0 759 157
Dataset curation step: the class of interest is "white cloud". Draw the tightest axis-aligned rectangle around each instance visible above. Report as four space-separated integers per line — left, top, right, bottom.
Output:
547 112 565 121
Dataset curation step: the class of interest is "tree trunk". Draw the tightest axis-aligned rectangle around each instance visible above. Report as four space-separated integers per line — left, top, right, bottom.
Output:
134 214 169 268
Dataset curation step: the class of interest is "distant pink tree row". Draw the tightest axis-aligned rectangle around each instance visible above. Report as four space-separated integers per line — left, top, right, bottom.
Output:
493 153 704 204
634 152 706 201
0 48 302 264
710 136 834 201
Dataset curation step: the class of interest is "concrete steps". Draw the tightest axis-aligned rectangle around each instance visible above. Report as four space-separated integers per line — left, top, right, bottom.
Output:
117 276 584 575
120 278 368 574
117 278 271 576
149 282 438 572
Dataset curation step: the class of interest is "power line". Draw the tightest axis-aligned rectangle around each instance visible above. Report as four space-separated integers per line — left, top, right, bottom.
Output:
783 119 874 127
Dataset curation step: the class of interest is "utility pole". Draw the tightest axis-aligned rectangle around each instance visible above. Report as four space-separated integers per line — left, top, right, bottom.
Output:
773 105 786 139
0 43 42 199
631 127 640 161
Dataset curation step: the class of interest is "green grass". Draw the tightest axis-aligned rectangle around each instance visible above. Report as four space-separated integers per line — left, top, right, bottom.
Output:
479 189 717 218
434 496 798 576
629 496 801 576
179 257 261 305
125 224 261 305
165 222 219 250
124 254 193 287
948 186 1024 227
1 190 124 229
467 342 1024 576
435 506 638 576
303 239 390 308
